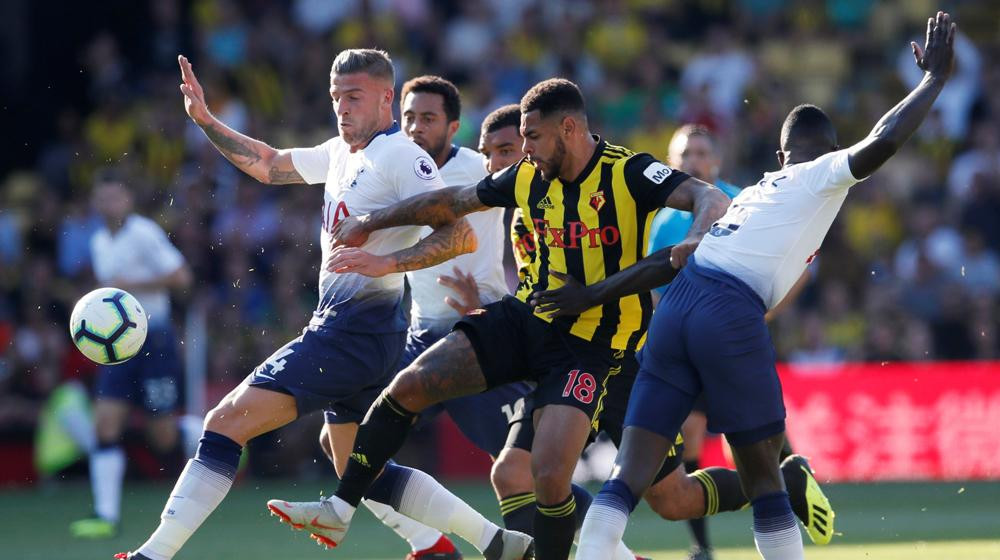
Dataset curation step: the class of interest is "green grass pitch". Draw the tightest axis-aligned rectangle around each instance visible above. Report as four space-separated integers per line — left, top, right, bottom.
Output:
5 478 998 559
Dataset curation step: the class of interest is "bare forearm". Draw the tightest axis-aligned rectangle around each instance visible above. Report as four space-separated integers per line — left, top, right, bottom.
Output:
849 74 946 178
199 117 281 183
687 184 731 238
364 185 486 231
589 247 680 304
386 218 478 272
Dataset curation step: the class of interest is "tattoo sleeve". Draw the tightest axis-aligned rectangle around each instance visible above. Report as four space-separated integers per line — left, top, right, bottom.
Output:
267 163 305 185
387 217 478 272
366 185 489 230
200 121 304 185
202 122 263 167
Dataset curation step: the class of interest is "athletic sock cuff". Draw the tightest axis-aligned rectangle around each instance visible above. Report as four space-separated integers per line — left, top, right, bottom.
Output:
194 431 242 479
751 491 796 531
692 470 720 516
537 494 576 518
596 478 638 514
382 393 417 420
499 492 536 516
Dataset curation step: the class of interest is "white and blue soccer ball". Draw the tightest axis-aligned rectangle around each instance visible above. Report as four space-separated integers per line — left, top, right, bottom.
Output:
69 287 148 365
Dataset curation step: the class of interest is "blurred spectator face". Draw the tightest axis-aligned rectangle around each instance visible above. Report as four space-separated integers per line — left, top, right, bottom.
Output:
520 110 570 181
402 91 458 161
329 71 393 147
479 125 524 174
668 129 720 183
91 181 133 225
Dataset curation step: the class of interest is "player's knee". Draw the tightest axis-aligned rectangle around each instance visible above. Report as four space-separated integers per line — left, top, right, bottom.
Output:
531 457 573 503
203 402 247 444
148 424 179 454
491 449 533 497
644 485 688 521
386 367 434 412
644 468 702 521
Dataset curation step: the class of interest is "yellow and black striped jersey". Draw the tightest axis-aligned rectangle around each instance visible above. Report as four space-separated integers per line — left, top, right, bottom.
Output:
477 137 690 350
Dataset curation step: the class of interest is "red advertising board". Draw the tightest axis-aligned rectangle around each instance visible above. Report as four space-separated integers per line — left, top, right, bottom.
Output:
779 361 1000 481
436 361 1000 481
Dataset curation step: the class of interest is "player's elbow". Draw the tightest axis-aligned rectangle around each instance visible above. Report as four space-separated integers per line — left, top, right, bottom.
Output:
456 218 477 255
704 186 731 221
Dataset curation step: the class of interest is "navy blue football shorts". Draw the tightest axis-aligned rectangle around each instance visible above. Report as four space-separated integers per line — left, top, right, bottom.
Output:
96 323 183 415
249 324 405 424
626 257 786 446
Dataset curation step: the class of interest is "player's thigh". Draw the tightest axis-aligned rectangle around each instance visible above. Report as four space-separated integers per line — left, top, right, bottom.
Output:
145 413 179 453
643 462 705 521
94 398 130 443
324 421 359 476
685 296 785 435
204 383 298 446
491 446 534 499
530 404 592 503
681 409 708 459
387 329 488 412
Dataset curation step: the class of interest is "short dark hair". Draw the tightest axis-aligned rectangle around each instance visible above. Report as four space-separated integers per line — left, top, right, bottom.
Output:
331 48 394 83
780 104 836 150
673 123 716 149
481 104 521 134
400 75 461 122
520 78 585 119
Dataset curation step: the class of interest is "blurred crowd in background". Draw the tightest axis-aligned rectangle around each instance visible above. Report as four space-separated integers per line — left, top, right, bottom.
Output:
1 0 999 471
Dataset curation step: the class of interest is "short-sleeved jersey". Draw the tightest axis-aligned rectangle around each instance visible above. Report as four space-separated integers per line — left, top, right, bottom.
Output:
477 138 691 350
695 149 863 309
289 123 447 333
91 214 185 325
407 146 507 330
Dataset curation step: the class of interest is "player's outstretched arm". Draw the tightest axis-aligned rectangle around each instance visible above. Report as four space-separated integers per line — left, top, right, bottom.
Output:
331 184 489 247
326 217 477 277
178 55 304 185
530 248 681 317
847 11 955 180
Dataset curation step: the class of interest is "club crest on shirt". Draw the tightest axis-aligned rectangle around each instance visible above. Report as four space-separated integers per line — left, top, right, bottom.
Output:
413 156 437 180
589 190 606 211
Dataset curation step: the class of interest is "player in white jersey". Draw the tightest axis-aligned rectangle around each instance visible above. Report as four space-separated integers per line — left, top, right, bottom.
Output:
71 176 192 541
311 76 532 560
578 12 956 560
117 49 533 560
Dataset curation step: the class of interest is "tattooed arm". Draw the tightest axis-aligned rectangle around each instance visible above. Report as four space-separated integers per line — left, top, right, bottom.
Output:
178 55 304 185
326 217 478 277
332 184 490 247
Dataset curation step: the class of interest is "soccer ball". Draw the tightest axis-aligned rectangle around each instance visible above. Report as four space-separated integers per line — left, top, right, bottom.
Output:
69 288 148 365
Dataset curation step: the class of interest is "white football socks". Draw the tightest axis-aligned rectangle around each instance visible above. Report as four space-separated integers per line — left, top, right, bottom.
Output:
90 446 125 522
136 459 234 560
753 514 804 559
392 467 499 552
576 501 629 560
364 499 444 552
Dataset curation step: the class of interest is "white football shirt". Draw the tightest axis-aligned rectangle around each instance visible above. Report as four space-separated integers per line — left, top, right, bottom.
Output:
407 146 507 332
289 124 447 332
90 214 185 325
694 149 864 309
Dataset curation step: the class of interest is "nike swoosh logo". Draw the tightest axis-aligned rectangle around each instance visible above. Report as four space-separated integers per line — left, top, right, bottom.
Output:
310 515 341 531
